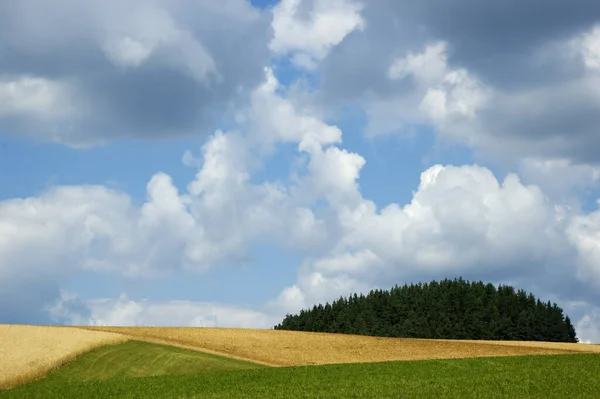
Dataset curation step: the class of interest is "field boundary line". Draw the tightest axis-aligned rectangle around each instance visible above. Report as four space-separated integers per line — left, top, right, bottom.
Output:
78 332 283 368
427 338 600 354
0 325 130 390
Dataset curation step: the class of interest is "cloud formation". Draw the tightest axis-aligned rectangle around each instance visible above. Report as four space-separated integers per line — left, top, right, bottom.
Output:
315 2 600 165
3 69 600 342
3 1 600 344
270 0 364 69
0 0 271 146
47 291 276 328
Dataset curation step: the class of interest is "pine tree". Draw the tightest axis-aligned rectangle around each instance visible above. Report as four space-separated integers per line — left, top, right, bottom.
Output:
274 278 578 343
565 316 578 343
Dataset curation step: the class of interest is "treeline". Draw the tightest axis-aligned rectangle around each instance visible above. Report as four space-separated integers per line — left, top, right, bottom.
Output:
274 278 578 343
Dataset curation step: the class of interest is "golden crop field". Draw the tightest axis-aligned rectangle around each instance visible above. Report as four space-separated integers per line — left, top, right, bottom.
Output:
4 324 600 390
0 325 129 389
83 326 600 367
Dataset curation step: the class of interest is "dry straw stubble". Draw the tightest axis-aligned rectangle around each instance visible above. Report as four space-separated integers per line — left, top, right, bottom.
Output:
0 325 129 389
83 326 600 367
6 325 600 389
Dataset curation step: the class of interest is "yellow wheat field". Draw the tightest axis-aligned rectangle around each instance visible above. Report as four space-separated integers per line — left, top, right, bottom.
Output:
83 326 600 367
0 325 129 389
4 325 600 390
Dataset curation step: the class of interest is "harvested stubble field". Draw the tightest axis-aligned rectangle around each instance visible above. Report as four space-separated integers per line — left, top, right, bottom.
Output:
4 324 600 392
0 325 129 389
82 326 600 366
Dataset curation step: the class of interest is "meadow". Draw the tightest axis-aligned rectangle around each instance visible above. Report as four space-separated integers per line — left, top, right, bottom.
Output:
2 325 600 398
3 350 600 398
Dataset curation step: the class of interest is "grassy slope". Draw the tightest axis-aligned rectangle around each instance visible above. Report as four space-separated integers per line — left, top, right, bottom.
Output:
0 325 129 389
39 340 263 383
82 326 593 366
3 354 599 399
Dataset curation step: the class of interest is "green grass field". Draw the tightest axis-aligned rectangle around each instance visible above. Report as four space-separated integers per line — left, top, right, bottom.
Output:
2 341 599 399
41 340 264 382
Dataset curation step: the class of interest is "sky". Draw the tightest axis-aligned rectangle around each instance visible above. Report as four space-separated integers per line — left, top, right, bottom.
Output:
1 0 600 343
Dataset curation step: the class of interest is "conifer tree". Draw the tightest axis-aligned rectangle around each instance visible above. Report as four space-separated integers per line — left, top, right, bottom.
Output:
274 278 578 343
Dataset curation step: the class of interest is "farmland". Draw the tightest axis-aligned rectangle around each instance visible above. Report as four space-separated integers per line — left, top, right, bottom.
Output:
3 350 600 398
0 325 128 389
26 340 264 382
2 325 600 398
82 326 597 366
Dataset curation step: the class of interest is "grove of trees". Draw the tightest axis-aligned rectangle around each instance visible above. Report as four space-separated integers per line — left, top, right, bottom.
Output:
274 278 578 343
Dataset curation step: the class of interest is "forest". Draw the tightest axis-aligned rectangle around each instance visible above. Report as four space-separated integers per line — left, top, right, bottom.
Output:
274 278 579 343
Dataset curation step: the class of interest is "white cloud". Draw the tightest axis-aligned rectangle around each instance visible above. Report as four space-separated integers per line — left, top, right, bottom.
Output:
395 43 489 124
566 206 600 289
518 157 600 200
363 25 600 168
270 0 365 69
366 41 490 137
48 291 277 328
271 162 600 339
0 70 347 309
3 63 600 343
102 37 156 68
246 68 343 151
0 176 206 280
576 309 600 344
271 285 306 315
294 146 365 207
388 42 448 84
269 263 371 315
314 6 598 166
574 24 600 71
0 0 270 146
0 68 341 280
98 1 218 82
0 76 77 119
45 291 93 326
99 3 176 68
0 69 345 321
314 249 382 274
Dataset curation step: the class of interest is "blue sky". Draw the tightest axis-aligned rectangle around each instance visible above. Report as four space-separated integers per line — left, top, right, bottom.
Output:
2 0 600 342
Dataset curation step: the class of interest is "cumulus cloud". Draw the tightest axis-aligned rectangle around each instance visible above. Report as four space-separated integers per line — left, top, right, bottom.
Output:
270 161 600 343
47 291 276 328
270 264 371 315
3 59 600 344
571 24 600 71
575 309 600 344
0 70 344 322
566 205 600 289
274 164 582 313
0 0 271 146
241 68 343 152
0 76 76 119
315 3 600 165
0 171 260 280
321 0 600 95
394 42 488 123
518 158 600 201
360 41 490 138
270 0 364 69
364 31 600 165
453 70 600 164
388 42 448 84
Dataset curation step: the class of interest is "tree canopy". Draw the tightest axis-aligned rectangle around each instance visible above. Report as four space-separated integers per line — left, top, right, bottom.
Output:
274 278 578 343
